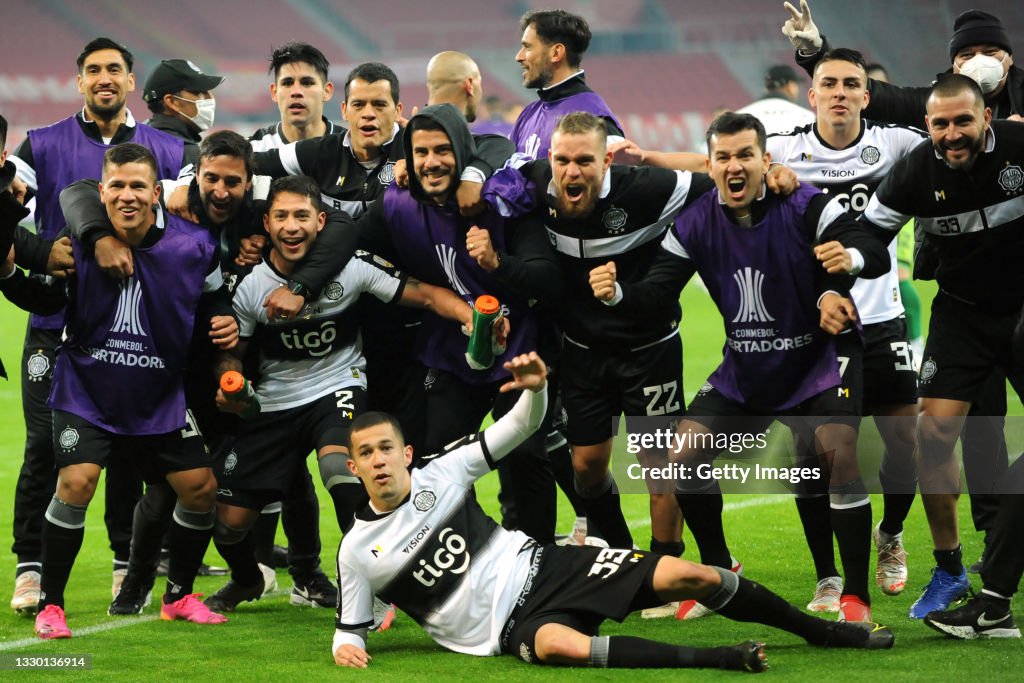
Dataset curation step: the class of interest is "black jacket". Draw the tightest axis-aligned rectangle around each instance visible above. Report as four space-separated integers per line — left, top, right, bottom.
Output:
145 112 202 170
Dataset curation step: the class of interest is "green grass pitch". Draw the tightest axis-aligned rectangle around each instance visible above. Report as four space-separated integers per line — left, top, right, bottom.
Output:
1 279 1021 679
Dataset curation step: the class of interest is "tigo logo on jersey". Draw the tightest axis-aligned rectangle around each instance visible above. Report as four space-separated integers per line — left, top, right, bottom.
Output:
731 267 775 323
413 527 469 587
110 279 146 336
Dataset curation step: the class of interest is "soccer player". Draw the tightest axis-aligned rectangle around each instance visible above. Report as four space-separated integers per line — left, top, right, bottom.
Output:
784 0 1018 589
510 9 623 163
596 111 890 622
483 112 798 552
250 43 340 151
8 37 187 615
357 104 562 543
765 48 926 610
58 131 355 615
34 143 227 638
859 75 1024 618
333 352 894 670
204 175 473 612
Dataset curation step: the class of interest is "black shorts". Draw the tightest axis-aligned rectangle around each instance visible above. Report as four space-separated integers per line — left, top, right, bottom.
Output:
560 334 683 446
52 409 210 483
500 544 662 663
215 387 366 507
861 317 917 409
918 292 1021 402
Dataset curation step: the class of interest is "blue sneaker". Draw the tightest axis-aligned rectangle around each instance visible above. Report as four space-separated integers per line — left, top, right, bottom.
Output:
908 567 970 619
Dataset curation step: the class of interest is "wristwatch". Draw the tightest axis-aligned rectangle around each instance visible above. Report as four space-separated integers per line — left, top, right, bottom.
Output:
286 279 310 299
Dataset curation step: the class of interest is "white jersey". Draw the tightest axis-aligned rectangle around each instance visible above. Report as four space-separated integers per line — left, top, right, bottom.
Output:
736 96 815 136
233 251 405 411
766 120 927 324
334 390 548 658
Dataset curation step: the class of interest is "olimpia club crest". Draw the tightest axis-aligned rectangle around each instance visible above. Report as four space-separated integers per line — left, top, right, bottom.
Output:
860 145 880 165
378 161 396 185
998 165 1023 194
602 206 628 234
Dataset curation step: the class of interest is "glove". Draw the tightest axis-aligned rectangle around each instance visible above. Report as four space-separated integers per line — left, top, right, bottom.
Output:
782 0 823 52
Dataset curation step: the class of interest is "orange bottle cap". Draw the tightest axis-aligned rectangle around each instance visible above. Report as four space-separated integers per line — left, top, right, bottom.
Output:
220 370 244 393
475 295 500 315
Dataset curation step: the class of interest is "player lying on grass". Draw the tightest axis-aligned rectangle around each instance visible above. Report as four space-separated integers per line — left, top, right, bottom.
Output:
333 352 894 671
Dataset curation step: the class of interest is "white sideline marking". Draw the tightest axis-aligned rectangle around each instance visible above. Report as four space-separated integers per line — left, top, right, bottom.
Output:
627 494 788 529
2 498 785 650
0 589 291 651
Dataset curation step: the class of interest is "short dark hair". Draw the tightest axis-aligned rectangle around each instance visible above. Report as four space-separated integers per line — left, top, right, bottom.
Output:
344 62 400 104
199 130 255 179
102 143 157 180
406 115 447 137
269 42 330 83
266 175 322 214
706 112 767 155
77 37 134 73
520 10 592 69
815 48 869 78
0 114 8 151
929 72 986 108
347 411 405 452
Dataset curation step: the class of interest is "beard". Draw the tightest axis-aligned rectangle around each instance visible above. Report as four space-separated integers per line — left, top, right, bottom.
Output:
524 65 554 90
936 134 984 171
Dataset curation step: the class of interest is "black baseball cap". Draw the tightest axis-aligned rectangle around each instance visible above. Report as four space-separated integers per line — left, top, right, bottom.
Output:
765 64 802 89
143 59 224 102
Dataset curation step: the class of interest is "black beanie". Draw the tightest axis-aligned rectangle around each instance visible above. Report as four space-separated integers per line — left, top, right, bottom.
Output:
949 10 1012 60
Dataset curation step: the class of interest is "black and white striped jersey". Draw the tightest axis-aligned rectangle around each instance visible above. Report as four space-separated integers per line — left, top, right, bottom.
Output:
333 391 548 657
248 117 341 153
768 120 927 324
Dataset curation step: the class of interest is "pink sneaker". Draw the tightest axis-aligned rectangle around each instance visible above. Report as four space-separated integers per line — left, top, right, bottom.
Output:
160 593 228 624
35 604 72 639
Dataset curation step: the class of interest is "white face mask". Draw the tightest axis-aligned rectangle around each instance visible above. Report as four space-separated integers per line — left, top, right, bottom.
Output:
958 53 1008 94
174 95 216 131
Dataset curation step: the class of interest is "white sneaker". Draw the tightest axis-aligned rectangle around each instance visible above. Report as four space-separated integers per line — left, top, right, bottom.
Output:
11 571 41 615
112 568 128 599
641 602 680 619
873 524 908 596
258 563 277 595
583 536 610 548
806 576 843 612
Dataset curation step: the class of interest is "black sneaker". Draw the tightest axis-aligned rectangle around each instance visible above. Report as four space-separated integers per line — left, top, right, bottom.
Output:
291 570 338 608
108 572 155 616
720 641 768 673
968 551 986 575
203 579 264 613
924 595 1021 639
821 621 895 649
